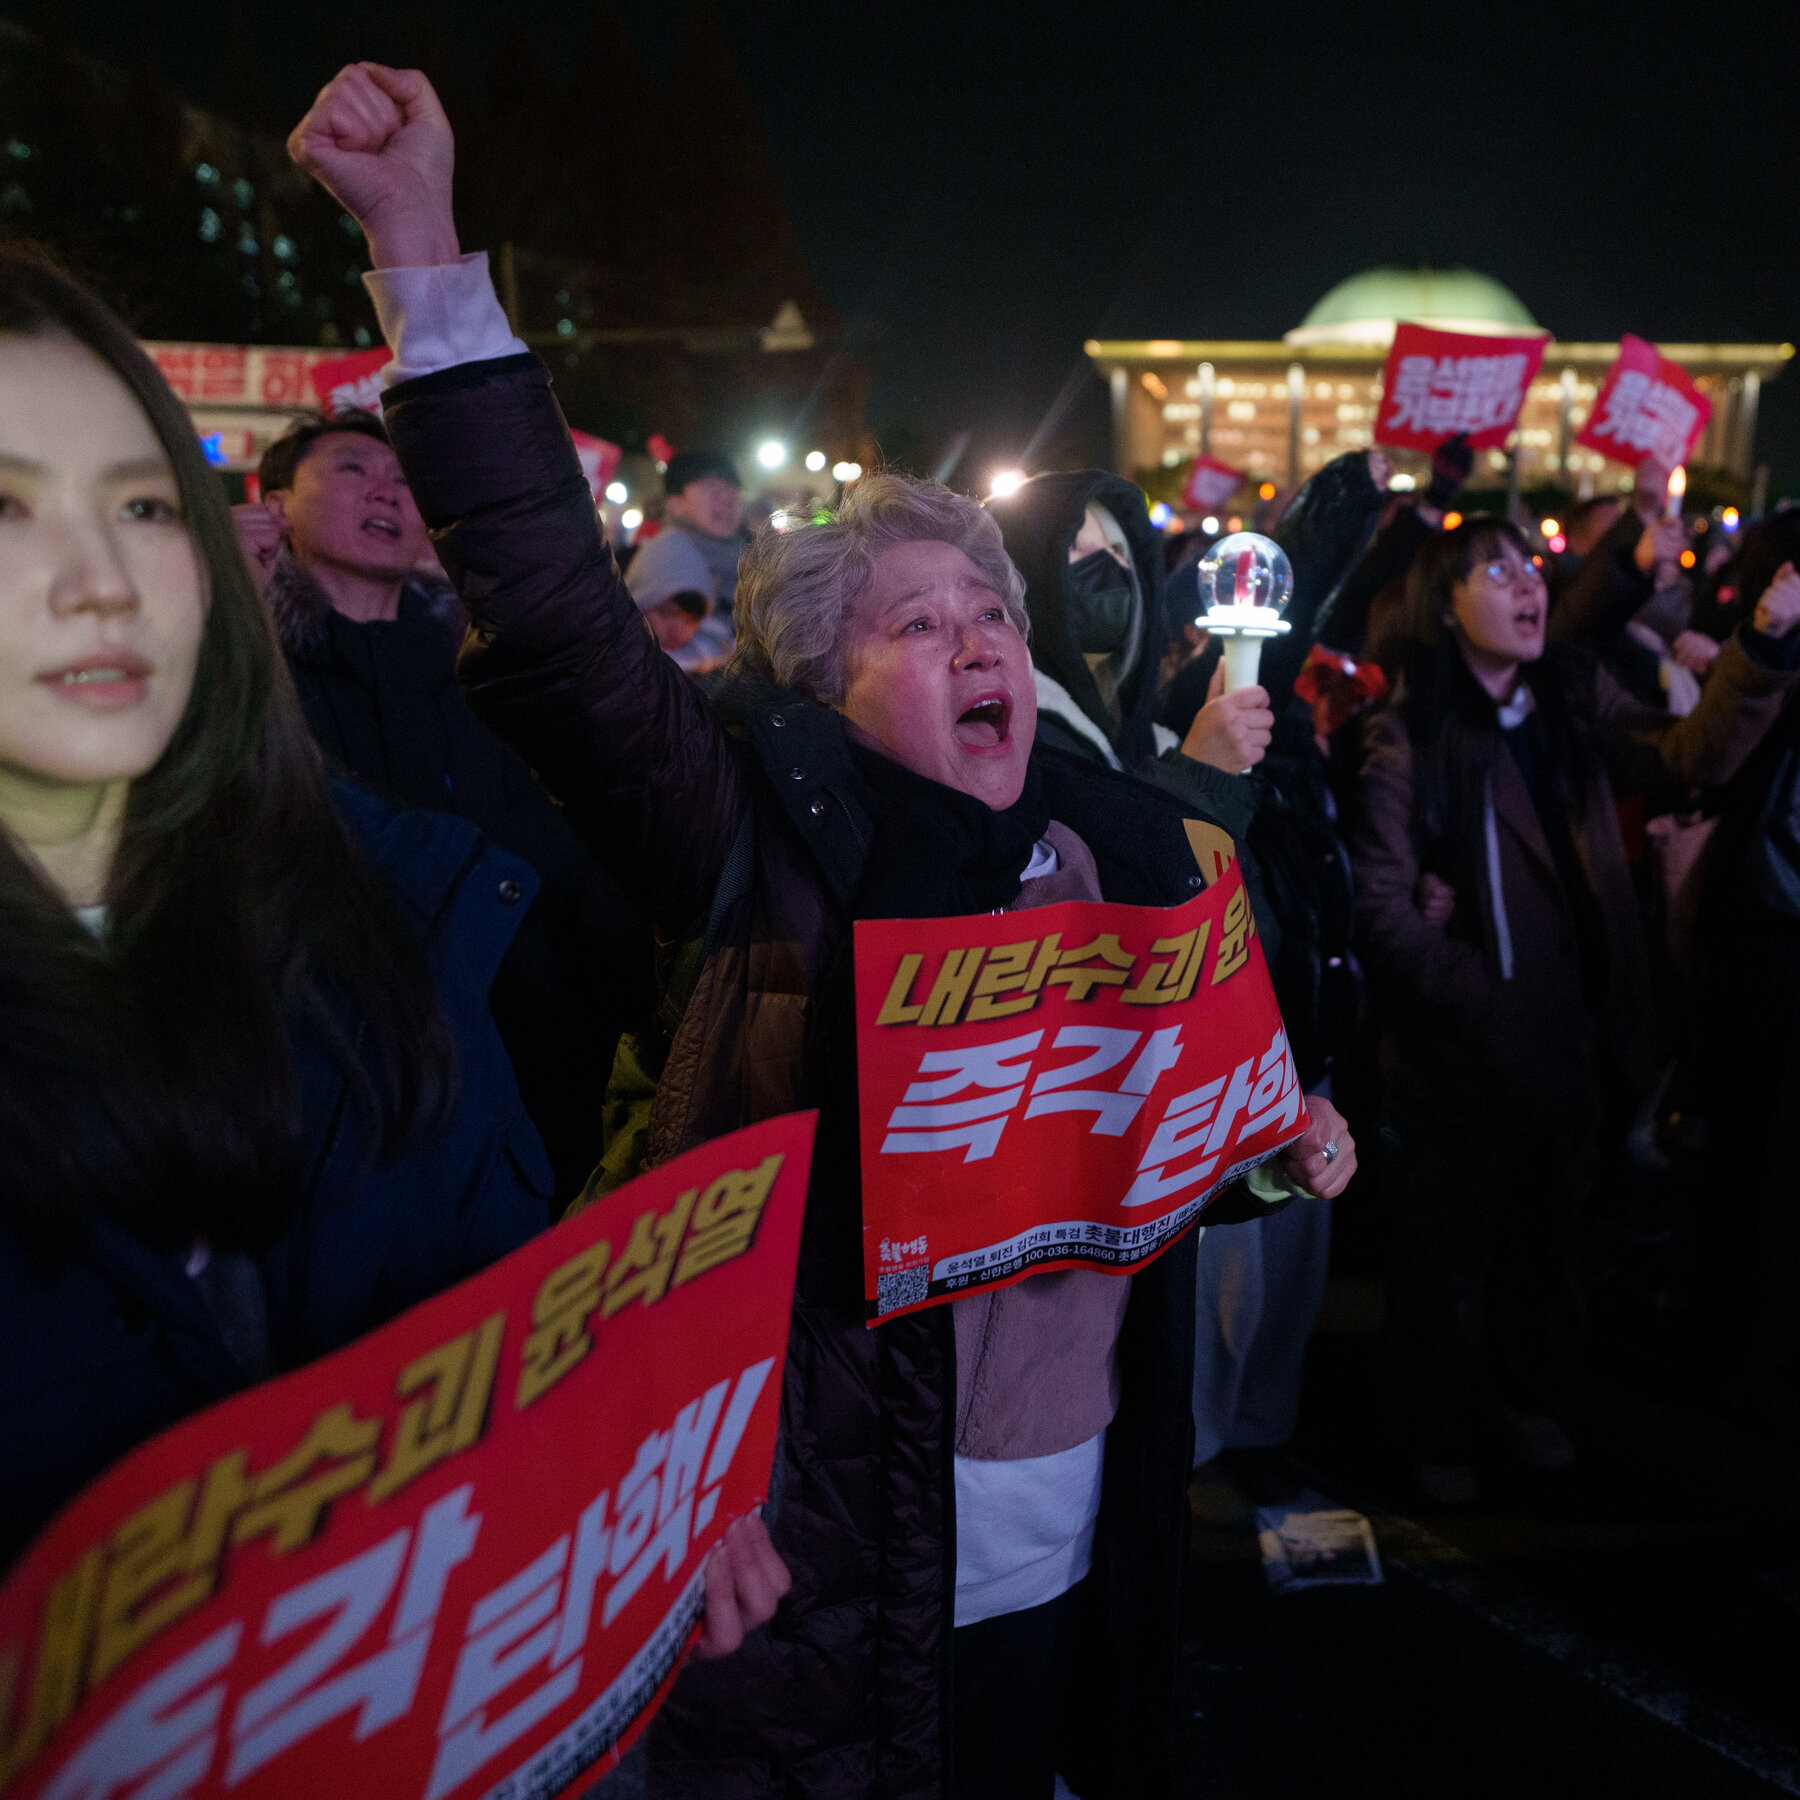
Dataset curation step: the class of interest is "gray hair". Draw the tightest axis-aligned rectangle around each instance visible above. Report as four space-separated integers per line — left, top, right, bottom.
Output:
726 472 1030 704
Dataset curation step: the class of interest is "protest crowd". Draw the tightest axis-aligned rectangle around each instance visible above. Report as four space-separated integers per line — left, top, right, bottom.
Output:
2 55 1798 1800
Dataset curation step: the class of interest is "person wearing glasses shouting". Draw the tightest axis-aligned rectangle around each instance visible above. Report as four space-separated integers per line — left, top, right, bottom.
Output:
1349 516 1800 1504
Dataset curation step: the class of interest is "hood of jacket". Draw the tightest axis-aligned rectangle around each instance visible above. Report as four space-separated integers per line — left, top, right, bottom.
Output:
988 470 1169 768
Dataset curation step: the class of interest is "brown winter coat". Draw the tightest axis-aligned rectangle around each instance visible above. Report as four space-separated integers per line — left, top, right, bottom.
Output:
1352 635 1798 1126
382 351 1274 1800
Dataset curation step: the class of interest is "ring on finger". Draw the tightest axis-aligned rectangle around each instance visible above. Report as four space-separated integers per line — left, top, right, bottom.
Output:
1321 1139 1339 1166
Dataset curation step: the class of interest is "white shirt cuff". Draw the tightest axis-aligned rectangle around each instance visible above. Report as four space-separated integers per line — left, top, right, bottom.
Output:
361 252 527 385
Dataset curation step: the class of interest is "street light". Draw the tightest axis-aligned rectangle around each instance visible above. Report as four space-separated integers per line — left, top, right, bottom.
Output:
756 439 787 470
990 468 1026 498
805 450 827 472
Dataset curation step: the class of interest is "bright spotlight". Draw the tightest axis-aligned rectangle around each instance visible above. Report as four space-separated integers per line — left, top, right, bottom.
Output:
1149 501 1172 528
1539 517 1561 538
1200 514 1220 534
805 450 827 472
832 461 863 483
620 508 643 531
1722 507 1741 532
990 468 1027 498
756 439 788 470
605 480 628 504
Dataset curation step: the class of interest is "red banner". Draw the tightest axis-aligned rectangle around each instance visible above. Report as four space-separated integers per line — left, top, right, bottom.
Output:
0 1115 815 1800
854 859 1306 1324
1183 454 1245 513
1575 334 1712 470
1375 322 1547 453
309 347 393 418
570 431 624 502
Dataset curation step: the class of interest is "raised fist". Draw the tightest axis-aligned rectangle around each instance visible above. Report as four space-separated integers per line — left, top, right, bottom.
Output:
232 501 283 593
288 63 458 270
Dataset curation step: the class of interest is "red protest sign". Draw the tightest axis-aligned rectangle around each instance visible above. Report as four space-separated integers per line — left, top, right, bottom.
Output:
309 347 393 418
1376 322 1547 453
1576 334 1712 470
0 1114 815 1800
853 860 1306 1324
571 430 624 502
1183 454 1245 513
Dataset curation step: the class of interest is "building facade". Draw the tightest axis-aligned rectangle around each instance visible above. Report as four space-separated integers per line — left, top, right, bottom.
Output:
1087 267 1790 505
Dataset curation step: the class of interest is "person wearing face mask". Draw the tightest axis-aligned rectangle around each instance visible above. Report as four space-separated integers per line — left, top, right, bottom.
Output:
236 412 654 1207
1351 518 1800 1504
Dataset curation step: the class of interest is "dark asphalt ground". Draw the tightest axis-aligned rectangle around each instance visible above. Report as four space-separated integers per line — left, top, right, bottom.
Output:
1175 1162 1800 1799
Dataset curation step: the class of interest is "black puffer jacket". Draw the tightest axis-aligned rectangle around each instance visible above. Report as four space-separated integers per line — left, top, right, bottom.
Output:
383 353 1279 1800
1269 450 1385 707
270 554 653 1202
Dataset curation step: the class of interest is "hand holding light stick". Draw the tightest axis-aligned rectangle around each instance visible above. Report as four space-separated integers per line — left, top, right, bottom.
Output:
1195 532 1294 692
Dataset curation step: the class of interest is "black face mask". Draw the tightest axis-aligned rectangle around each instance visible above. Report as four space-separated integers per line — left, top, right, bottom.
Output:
1065 549 1140 656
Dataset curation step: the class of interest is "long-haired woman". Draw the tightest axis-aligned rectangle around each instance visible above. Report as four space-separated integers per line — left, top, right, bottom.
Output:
0 247 556 1566
1350 516 1800 1502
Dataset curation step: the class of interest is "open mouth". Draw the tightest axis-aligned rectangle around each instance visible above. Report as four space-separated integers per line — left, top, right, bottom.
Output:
361 516 401 541
954 694 1012 750
1514 607 1543 634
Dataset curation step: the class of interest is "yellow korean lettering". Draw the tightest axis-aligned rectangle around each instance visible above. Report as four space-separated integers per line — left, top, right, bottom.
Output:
233 1405 380 1553
919 947 985 1026
673 1154 784 1284
875 954 926 1025
371 1312 506 1501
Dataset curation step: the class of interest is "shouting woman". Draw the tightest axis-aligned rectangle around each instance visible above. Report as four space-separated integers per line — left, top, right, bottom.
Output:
287 60 1356 1800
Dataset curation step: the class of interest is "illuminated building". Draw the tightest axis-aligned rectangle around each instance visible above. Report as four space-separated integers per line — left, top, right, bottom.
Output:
1086 267 1790 501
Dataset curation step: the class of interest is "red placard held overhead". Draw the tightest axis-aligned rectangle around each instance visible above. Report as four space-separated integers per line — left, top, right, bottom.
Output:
308 346 393 418
0 1115 815 1800
1183 454 1246 513
854 859 1308 1325
1375 322 1547 453
1576 334 1712 470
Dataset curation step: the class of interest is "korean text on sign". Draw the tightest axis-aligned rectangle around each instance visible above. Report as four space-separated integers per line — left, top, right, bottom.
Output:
1375 322 1548 453
853 862 1307 1324
0 1115 815 1800
1575 334 1712 471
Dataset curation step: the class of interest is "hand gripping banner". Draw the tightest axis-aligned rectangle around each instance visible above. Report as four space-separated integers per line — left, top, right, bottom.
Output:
854 860 1307 1324
0 1114 816 1800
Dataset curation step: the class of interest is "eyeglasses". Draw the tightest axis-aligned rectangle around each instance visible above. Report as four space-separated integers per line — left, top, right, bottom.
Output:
1473 558 1544 590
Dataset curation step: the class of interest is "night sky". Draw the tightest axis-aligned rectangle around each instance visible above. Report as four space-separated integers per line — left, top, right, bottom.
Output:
16 0 1800 490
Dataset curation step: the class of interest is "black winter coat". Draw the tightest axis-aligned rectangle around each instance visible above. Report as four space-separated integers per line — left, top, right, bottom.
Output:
0 784 553 1567
271 555 653 1201
381 351 1277 1800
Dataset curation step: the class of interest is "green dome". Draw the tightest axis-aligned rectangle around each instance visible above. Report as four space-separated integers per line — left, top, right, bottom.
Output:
1285 267 1540 346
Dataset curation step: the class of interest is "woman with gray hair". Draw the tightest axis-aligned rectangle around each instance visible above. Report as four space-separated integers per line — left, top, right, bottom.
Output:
290 60 1355 1800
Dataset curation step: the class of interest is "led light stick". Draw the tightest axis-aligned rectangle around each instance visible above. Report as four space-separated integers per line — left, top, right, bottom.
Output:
1195 531 1294 691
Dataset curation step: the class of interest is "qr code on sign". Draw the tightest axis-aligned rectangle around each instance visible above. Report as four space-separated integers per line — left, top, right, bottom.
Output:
877 1263 930 1314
